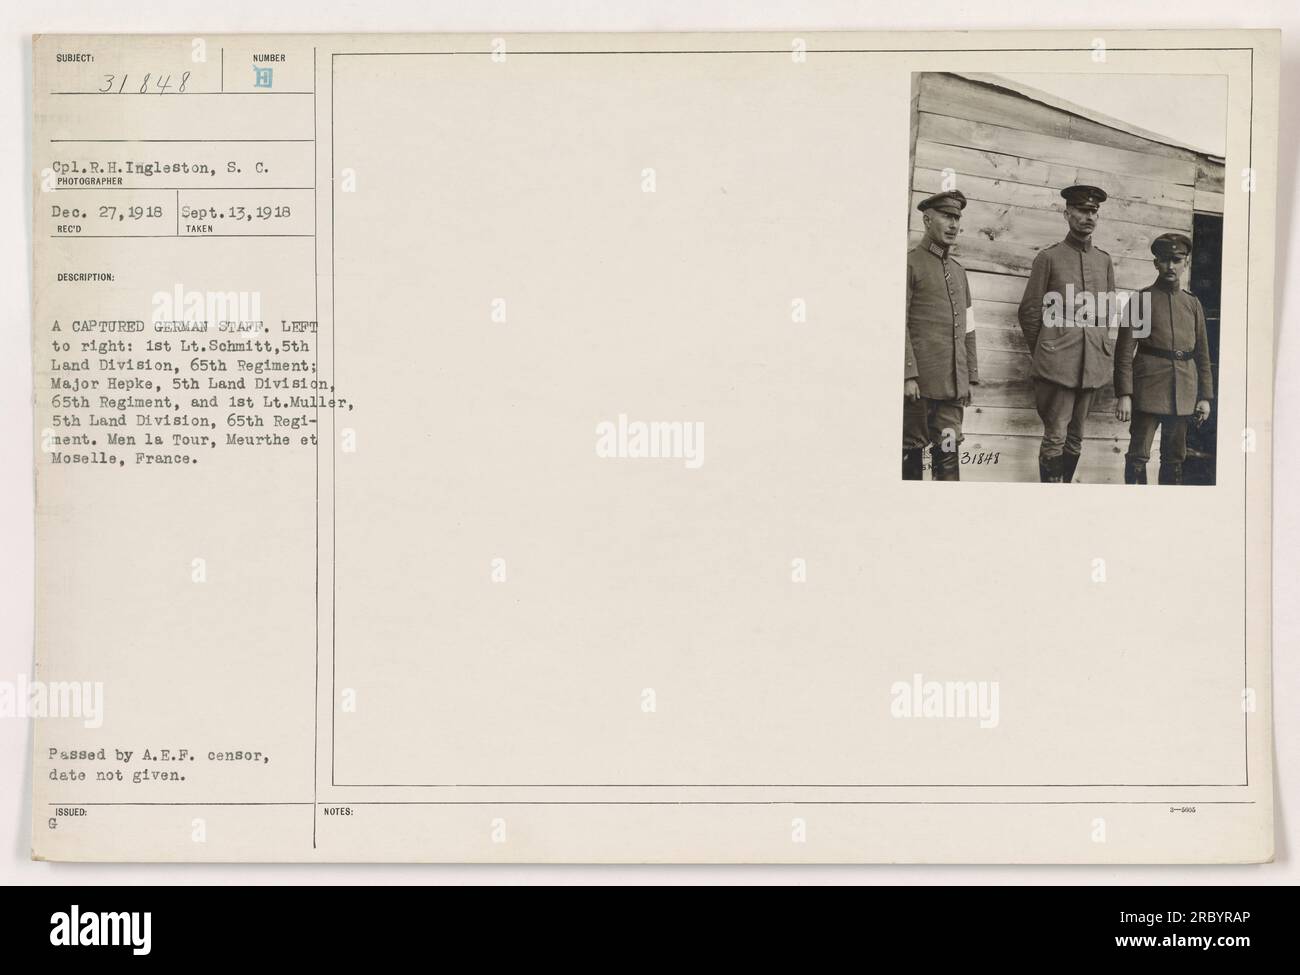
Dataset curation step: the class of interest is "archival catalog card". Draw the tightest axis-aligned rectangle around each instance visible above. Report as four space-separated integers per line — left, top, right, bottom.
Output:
29 29 1278 863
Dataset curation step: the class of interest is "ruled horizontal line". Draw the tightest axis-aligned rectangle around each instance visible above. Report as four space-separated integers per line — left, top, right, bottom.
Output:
335 782 1252 789
330 47 1252 57
51 138 314 143
51 800 1258 807
50 91 313 96
50 187 315 191
50 233 315 239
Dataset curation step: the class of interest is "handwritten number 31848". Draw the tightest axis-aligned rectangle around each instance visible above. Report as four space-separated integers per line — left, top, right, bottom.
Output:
99 72 191 94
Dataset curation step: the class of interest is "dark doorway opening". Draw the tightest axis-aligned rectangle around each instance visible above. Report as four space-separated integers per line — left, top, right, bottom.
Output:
1184 211 1222 486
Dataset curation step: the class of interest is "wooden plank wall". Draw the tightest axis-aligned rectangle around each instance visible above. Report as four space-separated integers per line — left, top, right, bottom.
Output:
909 73 1225 482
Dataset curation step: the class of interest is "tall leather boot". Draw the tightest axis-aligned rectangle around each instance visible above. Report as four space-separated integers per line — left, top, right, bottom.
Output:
1157 462 1183 485
1061 451 1081 484
1123 458 1148 484
932 447 960 482
902 447 924 481
1038 455 1063 483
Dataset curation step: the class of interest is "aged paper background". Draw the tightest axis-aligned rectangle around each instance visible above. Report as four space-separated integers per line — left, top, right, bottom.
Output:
26 29 1277 863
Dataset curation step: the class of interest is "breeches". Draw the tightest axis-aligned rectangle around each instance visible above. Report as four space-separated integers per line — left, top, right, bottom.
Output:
903 397 964 454
1126 412 1189 464
1034 380 1096 461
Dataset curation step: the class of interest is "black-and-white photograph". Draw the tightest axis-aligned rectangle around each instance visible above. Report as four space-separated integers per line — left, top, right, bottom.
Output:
10 4 1289 895
903 71 1227 484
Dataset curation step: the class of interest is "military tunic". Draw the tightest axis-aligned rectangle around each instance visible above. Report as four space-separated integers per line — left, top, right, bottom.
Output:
904 240 979 399
1017 236 1117 390
1113 281 1213 416
1114 279 1214 473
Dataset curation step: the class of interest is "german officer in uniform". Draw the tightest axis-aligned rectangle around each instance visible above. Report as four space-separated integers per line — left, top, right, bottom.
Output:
1017 185 1117 483
904 189 979 481
1113 232 1213 485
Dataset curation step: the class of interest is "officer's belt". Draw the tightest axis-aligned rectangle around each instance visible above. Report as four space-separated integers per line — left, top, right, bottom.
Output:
1138 345 1195 361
